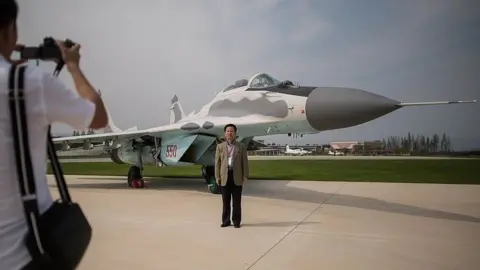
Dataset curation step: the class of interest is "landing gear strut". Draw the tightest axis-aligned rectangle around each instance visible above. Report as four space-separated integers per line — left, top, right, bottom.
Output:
128 166 145 188
127 142 147 188
202 166 221 194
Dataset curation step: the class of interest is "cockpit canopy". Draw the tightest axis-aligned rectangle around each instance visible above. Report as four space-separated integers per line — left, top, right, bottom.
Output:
248 73 282 88
221 73 283 93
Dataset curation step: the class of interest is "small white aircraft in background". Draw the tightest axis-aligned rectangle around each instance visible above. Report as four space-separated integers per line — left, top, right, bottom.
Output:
284 145 311 156
328 150 344 156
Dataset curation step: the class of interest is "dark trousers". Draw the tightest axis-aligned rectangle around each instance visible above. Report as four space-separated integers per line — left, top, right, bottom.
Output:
221 170 243 225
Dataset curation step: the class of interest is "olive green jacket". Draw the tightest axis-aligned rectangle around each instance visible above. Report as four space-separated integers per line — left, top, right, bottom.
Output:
215 141 249 186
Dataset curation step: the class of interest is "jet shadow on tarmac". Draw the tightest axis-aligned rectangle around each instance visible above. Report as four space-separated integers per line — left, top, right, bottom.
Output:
60 176 480 224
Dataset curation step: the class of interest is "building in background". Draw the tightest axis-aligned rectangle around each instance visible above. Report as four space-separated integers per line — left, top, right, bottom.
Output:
329 141 386 155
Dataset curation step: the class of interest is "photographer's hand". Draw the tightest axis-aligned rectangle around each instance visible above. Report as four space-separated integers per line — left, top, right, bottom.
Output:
55 40 81 71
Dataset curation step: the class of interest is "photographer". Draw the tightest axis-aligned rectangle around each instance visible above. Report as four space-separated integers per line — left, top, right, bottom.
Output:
0 1 108 269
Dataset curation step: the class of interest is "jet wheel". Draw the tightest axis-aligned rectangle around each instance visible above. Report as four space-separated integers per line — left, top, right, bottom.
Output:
202 166 219 194
202 166 215 185
128 166 144 188
207 176 221 194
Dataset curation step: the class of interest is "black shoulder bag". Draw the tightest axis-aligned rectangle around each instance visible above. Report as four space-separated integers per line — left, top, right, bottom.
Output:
8 63 92 269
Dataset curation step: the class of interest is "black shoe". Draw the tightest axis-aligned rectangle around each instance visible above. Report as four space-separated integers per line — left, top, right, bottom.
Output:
234 224 241 228
221 222 231 227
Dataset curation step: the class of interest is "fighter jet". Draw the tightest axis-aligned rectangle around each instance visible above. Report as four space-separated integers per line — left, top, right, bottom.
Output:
53 72 477 194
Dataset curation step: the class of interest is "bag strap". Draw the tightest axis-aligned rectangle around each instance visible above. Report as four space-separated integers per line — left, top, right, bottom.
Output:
8 63 46 255
47 126 72 202
8 63 73 254
8 63 72 203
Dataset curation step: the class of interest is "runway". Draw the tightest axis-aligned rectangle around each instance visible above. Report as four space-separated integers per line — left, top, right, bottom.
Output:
48 175 480 270
58 154 477 163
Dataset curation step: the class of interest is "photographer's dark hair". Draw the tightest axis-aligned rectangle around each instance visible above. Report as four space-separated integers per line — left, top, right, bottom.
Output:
224 124 237 132
0 0 18 31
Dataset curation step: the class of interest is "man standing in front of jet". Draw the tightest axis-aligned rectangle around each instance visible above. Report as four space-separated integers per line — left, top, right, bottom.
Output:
215 124 249 228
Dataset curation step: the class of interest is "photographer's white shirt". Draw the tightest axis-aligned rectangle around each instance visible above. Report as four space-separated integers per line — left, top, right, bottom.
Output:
0 56 96 269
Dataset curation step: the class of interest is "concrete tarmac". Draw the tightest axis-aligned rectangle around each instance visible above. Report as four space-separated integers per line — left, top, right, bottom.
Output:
47 175 480 270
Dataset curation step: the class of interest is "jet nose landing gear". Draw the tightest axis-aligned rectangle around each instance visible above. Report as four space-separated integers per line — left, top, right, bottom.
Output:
202 165 221 194
128 166 147 188
207 181 220 194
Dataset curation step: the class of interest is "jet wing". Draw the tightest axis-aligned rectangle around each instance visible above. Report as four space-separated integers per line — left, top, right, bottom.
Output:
53 128 153 144
52 122 185 144
53 115 287 145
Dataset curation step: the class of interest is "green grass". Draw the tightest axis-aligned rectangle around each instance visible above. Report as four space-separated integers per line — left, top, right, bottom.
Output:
48 160 480 185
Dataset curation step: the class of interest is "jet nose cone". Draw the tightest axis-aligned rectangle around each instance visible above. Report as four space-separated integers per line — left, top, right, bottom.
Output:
305 87 400 131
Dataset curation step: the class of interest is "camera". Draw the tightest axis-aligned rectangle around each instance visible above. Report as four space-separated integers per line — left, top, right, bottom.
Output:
19 37 75 61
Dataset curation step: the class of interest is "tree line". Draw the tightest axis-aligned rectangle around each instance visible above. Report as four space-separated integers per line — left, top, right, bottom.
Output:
382 132 452 153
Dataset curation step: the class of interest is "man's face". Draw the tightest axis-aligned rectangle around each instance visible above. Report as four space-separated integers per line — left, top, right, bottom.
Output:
0 22 18 58
225 126 236 141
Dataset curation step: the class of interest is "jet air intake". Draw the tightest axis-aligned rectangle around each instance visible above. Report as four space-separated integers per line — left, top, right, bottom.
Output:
305 87 400 131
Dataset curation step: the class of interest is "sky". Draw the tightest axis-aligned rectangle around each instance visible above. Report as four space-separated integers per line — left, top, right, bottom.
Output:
16 0 480 150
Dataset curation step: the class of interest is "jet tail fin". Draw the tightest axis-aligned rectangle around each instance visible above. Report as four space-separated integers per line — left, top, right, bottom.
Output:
398 100 477 107
98 89 137 133
169 95 186 124
103 106 125 133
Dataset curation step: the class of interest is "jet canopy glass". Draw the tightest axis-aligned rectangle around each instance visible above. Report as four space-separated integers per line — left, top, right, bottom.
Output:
221 73 282 92
248 73 282 88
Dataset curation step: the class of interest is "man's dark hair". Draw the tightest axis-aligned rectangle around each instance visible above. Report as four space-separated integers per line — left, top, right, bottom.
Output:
0 0 18 31
224 123 237 132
